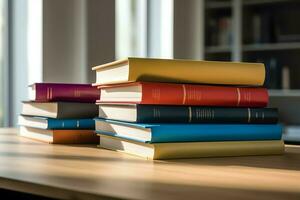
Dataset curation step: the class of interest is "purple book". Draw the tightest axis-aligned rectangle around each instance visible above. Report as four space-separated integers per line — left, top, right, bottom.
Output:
29 83 100 103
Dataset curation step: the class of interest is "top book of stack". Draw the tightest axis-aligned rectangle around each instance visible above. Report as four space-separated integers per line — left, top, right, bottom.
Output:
92 57 266 86
29 83 99 103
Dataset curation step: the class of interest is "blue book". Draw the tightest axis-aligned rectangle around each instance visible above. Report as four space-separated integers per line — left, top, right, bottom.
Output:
19 115 95 130
95 118 282 143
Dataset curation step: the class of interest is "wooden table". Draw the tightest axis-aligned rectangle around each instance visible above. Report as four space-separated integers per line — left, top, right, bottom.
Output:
0 128 300 200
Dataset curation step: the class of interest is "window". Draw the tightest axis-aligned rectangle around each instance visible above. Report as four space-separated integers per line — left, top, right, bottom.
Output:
115 0 173 59
0 0 8 127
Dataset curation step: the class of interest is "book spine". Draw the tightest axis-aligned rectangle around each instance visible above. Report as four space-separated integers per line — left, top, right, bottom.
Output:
52 130 98 144
154 140 284 159
140 82 268 107
129 58 266 86
48 119 95 130
35 83 99 103
136 106 278 124
151 124 282 143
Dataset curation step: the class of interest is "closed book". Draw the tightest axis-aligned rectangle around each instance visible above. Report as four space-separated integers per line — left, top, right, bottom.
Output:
20 126 98 144
98 134 284 160
29 83 99 103
18 115 95 130
21 101 98 119
98 104 278 124
92 57 266 86
95 118 282 143
98 82 268 107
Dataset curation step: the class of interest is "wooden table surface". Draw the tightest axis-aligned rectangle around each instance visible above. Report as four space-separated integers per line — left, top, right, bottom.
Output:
0 128 300 200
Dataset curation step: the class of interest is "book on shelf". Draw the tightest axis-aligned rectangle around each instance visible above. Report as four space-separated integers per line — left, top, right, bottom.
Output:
275 5 300 43
95 118 282 143
21 101 98 119
218 17 232 47
18 115 95 130
206 16 232 47
98 82 269 107
92 57 266 86
261 57 282 89
98 104 278 124
98 134 284 160
29 83 99 103
20 126 98 144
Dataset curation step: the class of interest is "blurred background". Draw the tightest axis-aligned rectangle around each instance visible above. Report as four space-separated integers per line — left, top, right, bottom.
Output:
0 0 300 127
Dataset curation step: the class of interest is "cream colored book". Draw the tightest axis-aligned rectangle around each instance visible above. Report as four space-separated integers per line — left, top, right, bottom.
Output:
98 134 284 160
92 57 265 86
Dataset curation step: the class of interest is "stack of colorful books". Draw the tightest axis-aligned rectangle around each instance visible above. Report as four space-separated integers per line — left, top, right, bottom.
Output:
19 83 99 144
92 58 284 159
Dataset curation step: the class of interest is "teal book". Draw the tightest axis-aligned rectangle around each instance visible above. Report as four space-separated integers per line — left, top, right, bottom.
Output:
19 115 95 130
94 118 282 143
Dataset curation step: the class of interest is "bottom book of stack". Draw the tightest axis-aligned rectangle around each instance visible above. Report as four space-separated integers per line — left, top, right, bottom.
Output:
19 116 98 144
95 118 284 160
99 134 284 160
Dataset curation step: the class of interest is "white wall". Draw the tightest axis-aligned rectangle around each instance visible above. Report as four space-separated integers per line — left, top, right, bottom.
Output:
43 0 115 83
173 0 204 59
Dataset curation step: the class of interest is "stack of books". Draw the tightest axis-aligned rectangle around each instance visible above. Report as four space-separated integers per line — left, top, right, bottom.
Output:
19 83 99 144
92 58 284 159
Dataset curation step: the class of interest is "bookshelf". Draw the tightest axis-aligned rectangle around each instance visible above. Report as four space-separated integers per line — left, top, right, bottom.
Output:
203 0 300 92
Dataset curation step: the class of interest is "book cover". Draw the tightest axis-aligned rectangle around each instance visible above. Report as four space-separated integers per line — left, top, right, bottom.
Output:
98 134 284 160
95 118 282 143
18 115 95 130
20 126 98 144
98 104 278 124
30 83 100 103
98 82 269 107
92 57 266 86
22 101 98 119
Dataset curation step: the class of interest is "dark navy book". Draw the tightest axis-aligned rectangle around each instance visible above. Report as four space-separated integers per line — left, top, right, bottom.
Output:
94 118 282 143
98 104 278 124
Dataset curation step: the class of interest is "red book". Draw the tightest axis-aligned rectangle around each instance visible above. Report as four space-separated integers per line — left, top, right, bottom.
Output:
98 82 269 107
30 83 100 103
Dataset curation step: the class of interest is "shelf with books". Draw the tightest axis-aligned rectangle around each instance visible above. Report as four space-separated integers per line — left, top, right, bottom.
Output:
242 42 300 52
205 1 231 10
243 0 293 6
205 46 231 54
206 0 291 10
202 0 300 93
268 89 300 96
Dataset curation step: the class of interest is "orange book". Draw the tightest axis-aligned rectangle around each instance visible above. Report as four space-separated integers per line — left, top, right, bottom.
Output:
20 126 98 144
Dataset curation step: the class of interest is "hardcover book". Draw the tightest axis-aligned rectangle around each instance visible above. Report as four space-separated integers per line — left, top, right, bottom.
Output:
92 57 266 86
18 115 95 130
21 101 98 119
98 82 269 107
29 83 99 103
95 118 282 143
98 104 278 123
20 126 98 144
98 134 284 160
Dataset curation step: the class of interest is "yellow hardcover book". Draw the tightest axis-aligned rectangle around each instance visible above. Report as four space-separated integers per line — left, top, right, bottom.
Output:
92 57 265 86
98 134 284 160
